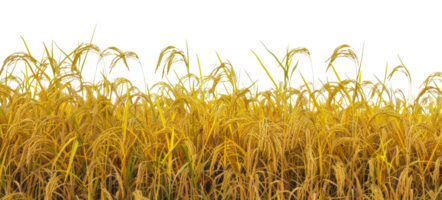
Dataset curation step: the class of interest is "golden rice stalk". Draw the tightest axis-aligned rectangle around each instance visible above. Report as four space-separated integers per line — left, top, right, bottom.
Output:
3 40 442 199
212 47 238 92
388 64 413 103
370 183 385 200
420 72 442 88
369 158 375 183
322 43 359 78
99 46 140 73
100 183 114 199
0 52 38 76
71 44 100 73
281 46 316 83
152 45 189 82
45 172 60 199
332 161 346 197
135 161 147 190
133 190 149 200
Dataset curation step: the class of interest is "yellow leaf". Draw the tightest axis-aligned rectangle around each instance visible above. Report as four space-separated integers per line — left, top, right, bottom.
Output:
246 45 284 97
155 99 166 128
65 139 79 183
49 81 72 98
0 148 9 182
52 137 76 170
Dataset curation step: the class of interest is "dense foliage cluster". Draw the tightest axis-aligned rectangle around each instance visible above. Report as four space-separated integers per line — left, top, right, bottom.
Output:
1 37 442 199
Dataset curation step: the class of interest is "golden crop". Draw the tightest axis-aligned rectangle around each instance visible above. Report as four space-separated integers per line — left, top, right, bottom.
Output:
1 35 442 199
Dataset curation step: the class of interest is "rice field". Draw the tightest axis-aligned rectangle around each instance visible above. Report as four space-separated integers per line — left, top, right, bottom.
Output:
1 35 442 200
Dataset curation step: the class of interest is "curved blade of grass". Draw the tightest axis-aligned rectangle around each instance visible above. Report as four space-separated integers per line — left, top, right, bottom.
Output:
181 144 197 188
125 149 134 195
172 68 188 92
176 161 190 178
424 120 442 174
193 52 205 91
122 82 130 142
75 38 85 72
356 38 367 83
241 67 253 84
51 41 54 58
316 76 325 86
0 107 4 117
258 38 288 76
166 126 176 180
19 61 30 91
184 36 192 73
54 40 77 63
39 40 55 81
37 40 62 98
195 118 217 171
330 63 342 83
284 41 292 62
52 137 77 170
382 57 390 83
5 62 18 84
289 57 301 83
0 147 8 189
17 33 35 57
246 45 284 97
371 72 382 82
160 141 182 165
49 81 72 98
155 99 166 128
43 38 55 80
17 33 35 90
65 138 79 183
80 20 100 73
258 38 289 122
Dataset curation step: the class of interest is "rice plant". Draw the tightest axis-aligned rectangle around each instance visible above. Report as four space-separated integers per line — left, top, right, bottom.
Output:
1 35 442 200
